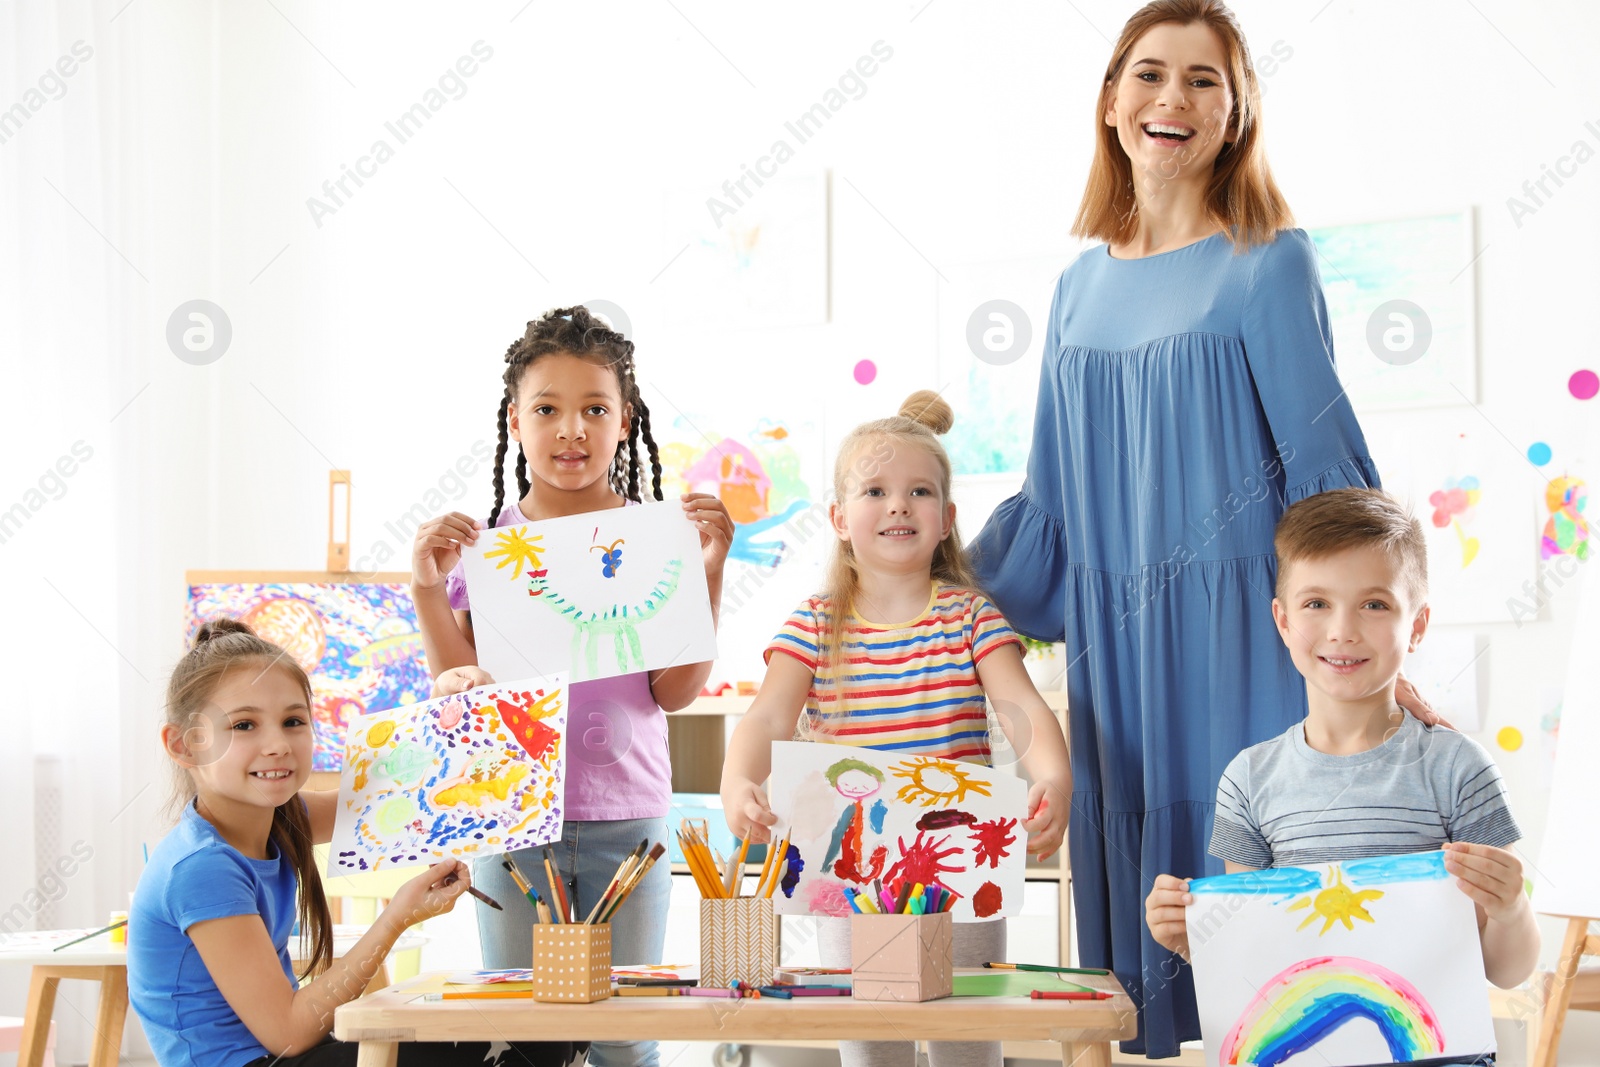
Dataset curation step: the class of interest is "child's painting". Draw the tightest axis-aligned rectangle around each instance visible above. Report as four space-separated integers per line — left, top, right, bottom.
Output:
1187 852 1495 1067
184 576 432 772
765 741 1028 920
1364 417 1537 625
330 678 569 873
460 503 718 684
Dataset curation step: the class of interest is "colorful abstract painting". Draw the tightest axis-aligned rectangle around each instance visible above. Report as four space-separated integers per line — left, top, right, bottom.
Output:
1187 852 1495 1067
460 503 717 684
658 421 815 571
184 580 432 772
330 678 569 873
765 741 1028 921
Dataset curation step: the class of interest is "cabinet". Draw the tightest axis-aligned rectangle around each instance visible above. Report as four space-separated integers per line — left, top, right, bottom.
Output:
664 693 1073 967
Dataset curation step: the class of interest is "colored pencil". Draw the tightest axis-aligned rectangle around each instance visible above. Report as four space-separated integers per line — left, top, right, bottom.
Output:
763 833 789 899
52 920 127 951
752 837 778 899
984 962 1112 976
727 836 751 897
1030 990 1114 1000
678 832 717 898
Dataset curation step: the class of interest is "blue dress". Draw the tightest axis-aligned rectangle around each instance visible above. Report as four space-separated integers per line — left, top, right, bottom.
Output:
970 228 1378 1059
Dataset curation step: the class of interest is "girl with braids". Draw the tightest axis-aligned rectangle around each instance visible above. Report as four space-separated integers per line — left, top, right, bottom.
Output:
412 305 731 1067
720 392 1071 1067
129 618 583 1067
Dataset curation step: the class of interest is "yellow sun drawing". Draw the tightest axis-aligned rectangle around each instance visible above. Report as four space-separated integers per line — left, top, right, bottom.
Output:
1287 866 1385 934
483 527 546 580
890 755 994 807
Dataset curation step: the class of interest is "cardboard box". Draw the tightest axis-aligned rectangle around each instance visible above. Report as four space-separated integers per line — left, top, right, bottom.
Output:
850 912 953 1002
533 923 612 1003
700 898 781 987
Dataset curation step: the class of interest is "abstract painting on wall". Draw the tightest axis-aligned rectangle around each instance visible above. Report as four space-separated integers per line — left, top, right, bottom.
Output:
460 503 718 684
1307 210 1479 410
1187 852 1495 1067
765 741 1028 920
184 577 432 772
330 678 568 873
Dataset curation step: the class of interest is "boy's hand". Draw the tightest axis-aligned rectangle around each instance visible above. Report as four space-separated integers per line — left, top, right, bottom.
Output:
432 665 495 698
1444 842 1528 924
721 777 777 843
1145 874 1193 960
1022 780 1068 863
388 859 471 927
682 493 734 576
412 512 482 590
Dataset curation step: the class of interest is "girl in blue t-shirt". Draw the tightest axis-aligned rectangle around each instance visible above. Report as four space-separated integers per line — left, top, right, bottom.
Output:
129 618 583 1067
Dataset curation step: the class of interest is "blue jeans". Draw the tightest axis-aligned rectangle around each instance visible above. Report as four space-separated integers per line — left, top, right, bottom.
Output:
474 816 671 1067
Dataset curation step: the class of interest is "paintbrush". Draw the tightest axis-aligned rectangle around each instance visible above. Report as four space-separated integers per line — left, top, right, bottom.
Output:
583 838 647 924
598 842 665 923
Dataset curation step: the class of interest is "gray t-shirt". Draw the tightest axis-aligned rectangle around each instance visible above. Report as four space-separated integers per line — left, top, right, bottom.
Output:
1209 714 1521 869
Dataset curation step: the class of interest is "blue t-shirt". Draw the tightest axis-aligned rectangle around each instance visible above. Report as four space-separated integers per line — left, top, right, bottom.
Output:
129 800 298 1067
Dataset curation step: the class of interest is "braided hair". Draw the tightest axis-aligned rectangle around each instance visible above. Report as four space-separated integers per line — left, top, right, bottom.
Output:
488 305 664 526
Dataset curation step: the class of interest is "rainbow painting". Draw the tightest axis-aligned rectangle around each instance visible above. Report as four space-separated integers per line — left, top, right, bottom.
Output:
1220 956 1444 1066
1187 852 1495 1067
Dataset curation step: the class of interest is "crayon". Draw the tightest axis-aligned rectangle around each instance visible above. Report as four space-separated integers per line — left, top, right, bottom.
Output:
1030 990 1114 1001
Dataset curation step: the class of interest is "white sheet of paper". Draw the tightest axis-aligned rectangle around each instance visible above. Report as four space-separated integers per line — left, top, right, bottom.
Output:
765 740 1028 920
461 503 717 684
1187 852 1495 1067
330 677 568 873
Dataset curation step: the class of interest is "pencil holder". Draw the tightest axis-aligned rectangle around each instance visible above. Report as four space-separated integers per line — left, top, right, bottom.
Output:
700 898 782 987
532 923 612 1002
850 912 953 1003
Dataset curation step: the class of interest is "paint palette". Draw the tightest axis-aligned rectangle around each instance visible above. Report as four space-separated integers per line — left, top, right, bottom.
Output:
1187 852 1496 1067
765 741 1028 920
329 678 569 873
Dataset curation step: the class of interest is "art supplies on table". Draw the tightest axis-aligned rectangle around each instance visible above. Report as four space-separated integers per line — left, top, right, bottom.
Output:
842 877 958 915
49 920 128 951
775 967 854 987
982 962 1111 977
678 818 786 900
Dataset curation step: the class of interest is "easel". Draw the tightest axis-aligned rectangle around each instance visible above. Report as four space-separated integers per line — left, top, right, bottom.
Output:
1531 915 1600 1067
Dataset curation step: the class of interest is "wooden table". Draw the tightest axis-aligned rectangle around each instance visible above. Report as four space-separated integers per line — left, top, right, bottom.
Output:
0 926 425 1067
335 970 1138 1067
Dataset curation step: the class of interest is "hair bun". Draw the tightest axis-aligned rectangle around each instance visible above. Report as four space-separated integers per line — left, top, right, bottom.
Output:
192 617 255 650
899 390 954 435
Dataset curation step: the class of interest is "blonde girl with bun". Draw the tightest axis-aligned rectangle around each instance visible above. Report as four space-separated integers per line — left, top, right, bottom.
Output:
721 392 1071 1067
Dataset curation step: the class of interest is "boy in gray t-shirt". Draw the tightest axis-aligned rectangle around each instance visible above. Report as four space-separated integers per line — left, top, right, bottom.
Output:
1145 488 1539 992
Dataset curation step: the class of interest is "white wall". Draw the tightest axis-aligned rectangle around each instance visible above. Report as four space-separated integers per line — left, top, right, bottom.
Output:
3 0 1599 1062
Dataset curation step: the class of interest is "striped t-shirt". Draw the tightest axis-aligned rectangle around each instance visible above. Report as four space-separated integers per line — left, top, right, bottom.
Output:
764 582 1021 763
1209 714 1521 869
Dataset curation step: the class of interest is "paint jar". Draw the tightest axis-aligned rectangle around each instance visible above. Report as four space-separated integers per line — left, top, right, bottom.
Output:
850 912 952 1002
700 898 781 987
110 910 128 947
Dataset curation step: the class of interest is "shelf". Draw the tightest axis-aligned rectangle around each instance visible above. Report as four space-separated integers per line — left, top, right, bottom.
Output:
676 692 1068 716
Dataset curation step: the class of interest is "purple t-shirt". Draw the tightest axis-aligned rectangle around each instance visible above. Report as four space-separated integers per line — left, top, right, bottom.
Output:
447 501 673 821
